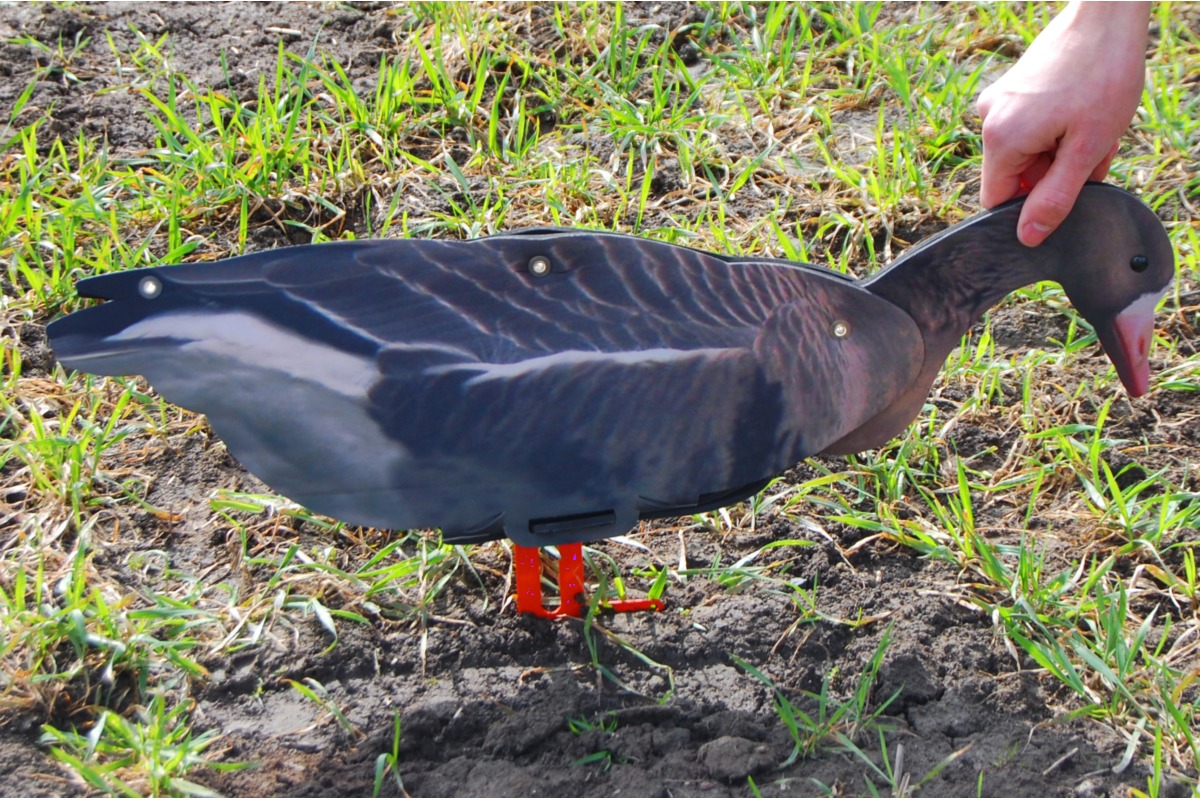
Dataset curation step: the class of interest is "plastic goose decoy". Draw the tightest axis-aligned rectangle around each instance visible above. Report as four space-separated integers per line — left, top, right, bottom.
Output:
48 184 1174 616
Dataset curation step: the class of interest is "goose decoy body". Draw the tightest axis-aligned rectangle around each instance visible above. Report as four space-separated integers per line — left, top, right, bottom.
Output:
48 183 1174 616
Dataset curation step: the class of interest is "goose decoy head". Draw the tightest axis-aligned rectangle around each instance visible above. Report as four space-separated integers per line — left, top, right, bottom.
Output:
47 268 186 376
1047 185 1175 397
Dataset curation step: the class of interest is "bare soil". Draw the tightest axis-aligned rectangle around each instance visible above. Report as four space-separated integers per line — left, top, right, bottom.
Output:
3 3 1193 798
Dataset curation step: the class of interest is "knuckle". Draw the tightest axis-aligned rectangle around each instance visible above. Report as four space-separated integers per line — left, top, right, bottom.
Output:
976 88 995 116
1060 131 1111 164
979 117 1006 148
980 112 1020 148
1035 187 1077 219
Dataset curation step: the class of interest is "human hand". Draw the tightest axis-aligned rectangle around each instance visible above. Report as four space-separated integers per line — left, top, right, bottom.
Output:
977 1 1150 246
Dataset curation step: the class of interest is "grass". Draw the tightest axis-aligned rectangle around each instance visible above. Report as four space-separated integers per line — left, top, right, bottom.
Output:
2 1 1199 796
566 710 624 770
40 692 245 797
734 627 900 768
371 711 405 798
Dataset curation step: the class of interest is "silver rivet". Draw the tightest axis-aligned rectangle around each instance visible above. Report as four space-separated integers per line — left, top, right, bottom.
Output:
139 276 162 299
528 256 551 276
832 320 850 338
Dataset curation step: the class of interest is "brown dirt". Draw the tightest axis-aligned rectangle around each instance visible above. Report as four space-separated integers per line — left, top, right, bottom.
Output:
2 3 1192 798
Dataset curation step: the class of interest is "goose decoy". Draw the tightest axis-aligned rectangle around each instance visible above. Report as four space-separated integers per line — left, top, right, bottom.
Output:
47 183 1174 616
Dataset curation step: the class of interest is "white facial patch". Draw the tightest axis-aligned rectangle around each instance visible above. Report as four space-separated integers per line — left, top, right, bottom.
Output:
1115 287 1167 322
113 311 378 397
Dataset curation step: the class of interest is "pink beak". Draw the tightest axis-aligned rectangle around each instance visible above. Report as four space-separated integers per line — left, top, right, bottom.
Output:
1106 295 1160 397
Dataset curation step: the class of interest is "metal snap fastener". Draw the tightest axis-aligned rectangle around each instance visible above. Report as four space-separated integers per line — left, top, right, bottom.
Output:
139 276 162 299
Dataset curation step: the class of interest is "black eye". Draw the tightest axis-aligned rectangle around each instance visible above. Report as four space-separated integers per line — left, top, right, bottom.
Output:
1130 255 1149 273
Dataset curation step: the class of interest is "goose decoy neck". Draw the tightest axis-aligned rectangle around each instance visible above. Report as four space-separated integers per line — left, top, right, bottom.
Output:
863 183 1174 368
862 200 1054 360
814 202 1056 456
822 184 1173 455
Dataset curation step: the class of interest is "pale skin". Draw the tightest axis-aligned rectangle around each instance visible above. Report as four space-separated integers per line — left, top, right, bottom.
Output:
977 1 1151 246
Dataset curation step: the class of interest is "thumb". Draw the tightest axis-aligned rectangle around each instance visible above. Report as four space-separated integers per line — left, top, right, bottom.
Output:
1016 139 1105 247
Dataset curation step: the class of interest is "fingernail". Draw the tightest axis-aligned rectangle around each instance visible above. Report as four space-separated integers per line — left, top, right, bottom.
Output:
1020 221 1051 246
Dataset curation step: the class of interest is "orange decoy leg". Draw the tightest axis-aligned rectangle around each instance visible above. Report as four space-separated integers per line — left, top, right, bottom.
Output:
513 543 665 618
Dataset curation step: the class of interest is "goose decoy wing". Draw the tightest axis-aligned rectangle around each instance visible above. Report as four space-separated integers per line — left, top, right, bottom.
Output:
47 232 925 546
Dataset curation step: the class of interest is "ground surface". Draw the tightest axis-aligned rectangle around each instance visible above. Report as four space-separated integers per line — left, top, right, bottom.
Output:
2 3 1198 798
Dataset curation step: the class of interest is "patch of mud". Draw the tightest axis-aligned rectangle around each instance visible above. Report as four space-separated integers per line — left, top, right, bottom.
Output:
0 3 394 150
169 537 1145 798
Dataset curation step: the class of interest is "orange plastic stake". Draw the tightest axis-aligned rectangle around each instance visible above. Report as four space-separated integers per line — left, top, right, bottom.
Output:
513 543 664 618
